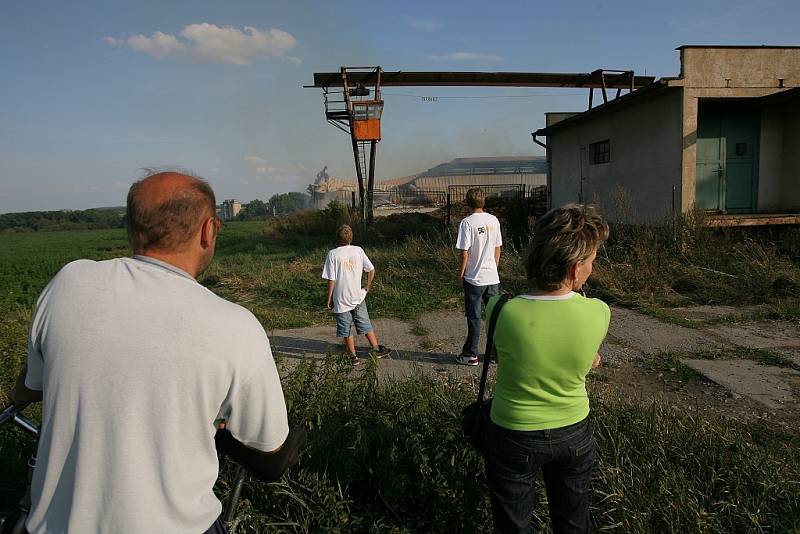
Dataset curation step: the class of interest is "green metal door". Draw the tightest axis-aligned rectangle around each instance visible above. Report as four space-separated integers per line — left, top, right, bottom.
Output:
696 106 759 212
724 112 759 211
696 113 723 210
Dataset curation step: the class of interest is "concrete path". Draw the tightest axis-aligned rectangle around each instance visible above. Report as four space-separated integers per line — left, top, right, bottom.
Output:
681 359 800 409
271 305 800 409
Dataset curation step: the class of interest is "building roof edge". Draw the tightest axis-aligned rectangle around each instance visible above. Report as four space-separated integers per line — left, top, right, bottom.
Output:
534 79 674 137
676 44 800 50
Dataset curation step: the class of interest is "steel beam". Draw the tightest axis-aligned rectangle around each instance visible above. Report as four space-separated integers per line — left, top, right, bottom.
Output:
309 71 655 89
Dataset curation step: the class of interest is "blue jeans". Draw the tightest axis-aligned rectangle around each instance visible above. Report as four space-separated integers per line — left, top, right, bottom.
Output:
485 417 595 534
462 281 500 358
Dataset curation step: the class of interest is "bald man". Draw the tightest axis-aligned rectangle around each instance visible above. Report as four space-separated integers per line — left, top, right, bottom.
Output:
12 171 292 534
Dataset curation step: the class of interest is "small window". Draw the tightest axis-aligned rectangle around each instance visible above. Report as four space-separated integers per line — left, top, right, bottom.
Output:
590 140 611 165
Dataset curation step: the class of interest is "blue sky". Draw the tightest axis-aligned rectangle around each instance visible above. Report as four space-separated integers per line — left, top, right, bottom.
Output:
1 0 796 213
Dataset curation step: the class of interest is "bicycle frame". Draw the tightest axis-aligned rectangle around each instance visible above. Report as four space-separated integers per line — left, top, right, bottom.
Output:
0 404 38 534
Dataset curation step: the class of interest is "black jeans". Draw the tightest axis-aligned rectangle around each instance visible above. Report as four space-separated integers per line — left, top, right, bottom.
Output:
485 417 595 534
462 281 500 357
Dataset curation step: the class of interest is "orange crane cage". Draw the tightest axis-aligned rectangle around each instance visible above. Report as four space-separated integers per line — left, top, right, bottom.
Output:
351 100 384 141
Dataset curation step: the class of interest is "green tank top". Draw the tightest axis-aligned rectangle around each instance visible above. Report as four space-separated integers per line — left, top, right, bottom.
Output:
487 293 610 431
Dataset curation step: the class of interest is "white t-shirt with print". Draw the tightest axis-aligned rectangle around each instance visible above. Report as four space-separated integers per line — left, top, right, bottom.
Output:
321 245 375 313
456 211 503 286
24 256 289 534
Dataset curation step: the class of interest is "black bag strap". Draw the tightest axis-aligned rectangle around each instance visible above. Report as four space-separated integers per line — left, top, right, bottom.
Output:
477 293 513 405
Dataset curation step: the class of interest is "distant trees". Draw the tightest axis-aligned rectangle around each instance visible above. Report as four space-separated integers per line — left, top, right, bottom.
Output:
0 192 314 231
0 208 126 232
236 193 311 220
268 192 310 215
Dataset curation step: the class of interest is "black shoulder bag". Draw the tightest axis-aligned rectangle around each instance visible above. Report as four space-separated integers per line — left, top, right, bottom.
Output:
460 293 513 455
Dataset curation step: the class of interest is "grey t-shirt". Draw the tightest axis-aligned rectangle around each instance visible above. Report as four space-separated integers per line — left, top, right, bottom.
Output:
25 256 289 534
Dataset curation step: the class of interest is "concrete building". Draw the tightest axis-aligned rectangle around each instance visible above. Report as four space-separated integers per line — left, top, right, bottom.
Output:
407 156 547 190
220 199 241 221
307 157 547 210
533 46 800 225
381 156 547 202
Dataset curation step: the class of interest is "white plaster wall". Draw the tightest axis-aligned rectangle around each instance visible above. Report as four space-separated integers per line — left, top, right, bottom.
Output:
680 47 800 88
548 90 683 223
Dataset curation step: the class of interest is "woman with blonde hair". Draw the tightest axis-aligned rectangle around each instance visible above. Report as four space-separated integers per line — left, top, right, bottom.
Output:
484 204 610 534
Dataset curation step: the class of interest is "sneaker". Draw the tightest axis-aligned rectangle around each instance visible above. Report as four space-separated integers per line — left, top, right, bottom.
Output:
370 345 392 359
456 354 479 366
350 354 361 366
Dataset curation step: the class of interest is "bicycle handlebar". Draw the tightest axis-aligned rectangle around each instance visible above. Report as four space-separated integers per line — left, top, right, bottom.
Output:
0 404 40 436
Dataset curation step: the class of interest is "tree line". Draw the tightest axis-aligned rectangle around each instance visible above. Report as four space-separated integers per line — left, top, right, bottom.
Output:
1 192 312 231
235 192 310 220
0 207 126 232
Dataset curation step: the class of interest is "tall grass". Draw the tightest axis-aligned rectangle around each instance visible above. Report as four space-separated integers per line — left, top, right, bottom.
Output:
591 211 800 317
210 357 800 533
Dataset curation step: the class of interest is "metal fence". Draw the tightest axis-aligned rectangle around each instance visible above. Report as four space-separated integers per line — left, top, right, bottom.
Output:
314 184 549 232
373 189 446 210
445 184 547 226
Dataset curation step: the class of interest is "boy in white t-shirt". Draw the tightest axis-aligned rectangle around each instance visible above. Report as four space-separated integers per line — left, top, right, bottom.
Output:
455 188 502 366
322 224 391 365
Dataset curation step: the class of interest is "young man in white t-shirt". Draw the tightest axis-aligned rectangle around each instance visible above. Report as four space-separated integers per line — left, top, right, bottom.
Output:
455 188 502 366
322 224 391 365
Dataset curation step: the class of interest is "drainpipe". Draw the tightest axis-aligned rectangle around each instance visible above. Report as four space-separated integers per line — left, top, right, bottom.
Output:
532 132 551 209
531 132 547 150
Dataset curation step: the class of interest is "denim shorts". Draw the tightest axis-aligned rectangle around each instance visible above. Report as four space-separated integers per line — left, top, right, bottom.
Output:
335 300 373 338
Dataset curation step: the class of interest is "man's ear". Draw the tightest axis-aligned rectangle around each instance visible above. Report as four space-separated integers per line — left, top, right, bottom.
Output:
200 217 215 249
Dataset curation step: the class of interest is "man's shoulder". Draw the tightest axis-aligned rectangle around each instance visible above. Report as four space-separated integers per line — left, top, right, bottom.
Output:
194 287 262 326
50 258 117 284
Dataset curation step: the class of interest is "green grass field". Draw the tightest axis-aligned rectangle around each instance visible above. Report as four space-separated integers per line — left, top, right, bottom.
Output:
1 214 799 532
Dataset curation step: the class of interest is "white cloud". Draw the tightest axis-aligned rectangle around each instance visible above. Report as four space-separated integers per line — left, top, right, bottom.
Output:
407 17 440 32
181 23 296 64
127 31 186 59
426 52 503 62
105 23 298 65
